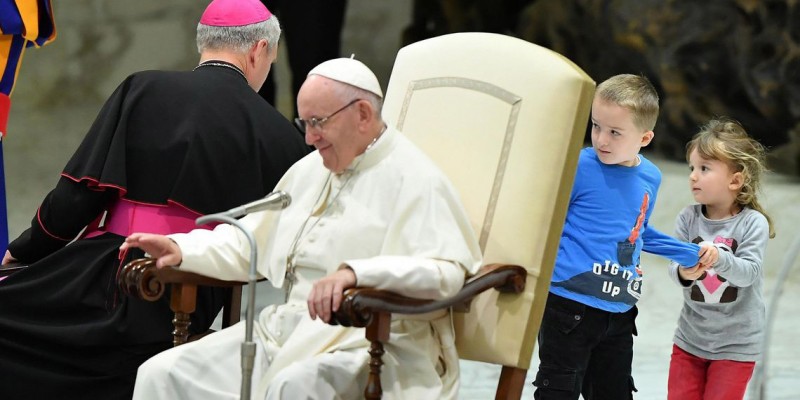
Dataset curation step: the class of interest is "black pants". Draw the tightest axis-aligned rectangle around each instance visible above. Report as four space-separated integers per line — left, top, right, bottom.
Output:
533 293 638 400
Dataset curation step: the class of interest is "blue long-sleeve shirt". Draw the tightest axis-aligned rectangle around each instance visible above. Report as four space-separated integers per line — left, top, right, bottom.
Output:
550 148 700 312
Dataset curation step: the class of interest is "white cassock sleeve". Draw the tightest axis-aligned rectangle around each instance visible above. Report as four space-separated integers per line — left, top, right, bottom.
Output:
345 257 466 299
168 208 275 282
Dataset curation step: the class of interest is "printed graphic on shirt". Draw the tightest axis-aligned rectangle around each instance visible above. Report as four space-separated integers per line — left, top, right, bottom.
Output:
553 192 651 305
551 260 642 305
690 235 739 303
618 193 650 266
628 194 649 244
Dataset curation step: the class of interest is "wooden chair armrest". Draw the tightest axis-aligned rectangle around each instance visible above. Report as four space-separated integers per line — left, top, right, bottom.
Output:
331 263 527 328
329 263 527 399
118 257 246 302
117 257 250 346
0 262 26 278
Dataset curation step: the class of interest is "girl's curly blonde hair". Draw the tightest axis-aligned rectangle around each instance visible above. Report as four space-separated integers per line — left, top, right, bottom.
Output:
686 117 775 238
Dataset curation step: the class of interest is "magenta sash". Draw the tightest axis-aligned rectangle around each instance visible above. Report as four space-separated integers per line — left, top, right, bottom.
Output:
84 199 217 238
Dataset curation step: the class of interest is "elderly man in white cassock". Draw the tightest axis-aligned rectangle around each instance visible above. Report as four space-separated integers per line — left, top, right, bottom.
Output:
122 54 482 399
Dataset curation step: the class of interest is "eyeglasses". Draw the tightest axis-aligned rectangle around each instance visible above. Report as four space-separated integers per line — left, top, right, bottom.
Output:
294 99 362 133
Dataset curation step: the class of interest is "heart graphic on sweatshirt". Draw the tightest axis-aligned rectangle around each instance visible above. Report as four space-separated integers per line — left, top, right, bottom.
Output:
700 269 722 293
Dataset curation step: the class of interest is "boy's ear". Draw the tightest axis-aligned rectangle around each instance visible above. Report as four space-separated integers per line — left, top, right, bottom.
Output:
641 130 654 147
729 171 744 191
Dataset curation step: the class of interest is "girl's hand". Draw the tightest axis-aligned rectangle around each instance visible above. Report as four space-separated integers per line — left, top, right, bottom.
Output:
679 263 709 281
698 243 719 267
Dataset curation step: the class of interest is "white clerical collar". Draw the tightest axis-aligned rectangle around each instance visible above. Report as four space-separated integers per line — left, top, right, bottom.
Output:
342 124 394 173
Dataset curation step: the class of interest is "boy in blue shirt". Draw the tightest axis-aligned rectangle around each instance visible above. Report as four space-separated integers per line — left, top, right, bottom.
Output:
533 74 716 399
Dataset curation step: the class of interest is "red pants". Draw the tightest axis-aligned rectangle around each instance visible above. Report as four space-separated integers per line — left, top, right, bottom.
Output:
667 344 755 400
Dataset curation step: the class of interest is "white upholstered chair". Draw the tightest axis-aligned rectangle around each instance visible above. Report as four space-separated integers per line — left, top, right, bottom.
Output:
331 32 595 399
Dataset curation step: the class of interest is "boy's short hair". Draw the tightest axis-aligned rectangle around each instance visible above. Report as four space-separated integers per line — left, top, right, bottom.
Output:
595 74 659 132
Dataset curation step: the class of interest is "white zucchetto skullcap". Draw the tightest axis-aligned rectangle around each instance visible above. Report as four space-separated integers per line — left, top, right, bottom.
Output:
307 56 383 99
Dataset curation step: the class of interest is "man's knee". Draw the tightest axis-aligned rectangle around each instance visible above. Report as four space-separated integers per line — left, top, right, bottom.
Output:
135 352 177 387
265 358 360 400
265 363 317 399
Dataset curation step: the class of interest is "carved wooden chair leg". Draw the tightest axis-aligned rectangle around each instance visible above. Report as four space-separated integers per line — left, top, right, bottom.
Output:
172 312 191 347
496 366 528 400
169 283 197 346
364 311 391 400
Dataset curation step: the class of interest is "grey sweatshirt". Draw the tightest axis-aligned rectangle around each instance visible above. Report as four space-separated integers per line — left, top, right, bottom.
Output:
667 205 770 362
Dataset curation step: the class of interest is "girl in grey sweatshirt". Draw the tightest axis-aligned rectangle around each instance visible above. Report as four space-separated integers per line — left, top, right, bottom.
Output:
666 118 775 400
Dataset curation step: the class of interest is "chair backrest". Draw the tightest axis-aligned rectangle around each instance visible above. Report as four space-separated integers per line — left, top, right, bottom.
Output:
382 32 595 370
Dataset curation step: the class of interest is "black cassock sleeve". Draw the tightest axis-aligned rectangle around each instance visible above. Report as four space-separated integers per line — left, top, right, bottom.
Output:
8 177 115 264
